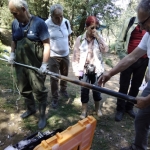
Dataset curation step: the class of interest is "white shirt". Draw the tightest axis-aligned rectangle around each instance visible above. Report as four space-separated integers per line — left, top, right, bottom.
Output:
138 32 150 77
45 17 72 57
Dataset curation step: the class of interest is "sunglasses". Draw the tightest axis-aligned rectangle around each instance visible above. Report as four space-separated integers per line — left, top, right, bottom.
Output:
91 26 99 30
138 15 150 26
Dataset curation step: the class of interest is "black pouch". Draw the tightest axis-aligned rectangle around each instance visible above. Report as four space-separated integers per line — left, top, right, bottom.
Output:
86 64 95 75
34 41 44 62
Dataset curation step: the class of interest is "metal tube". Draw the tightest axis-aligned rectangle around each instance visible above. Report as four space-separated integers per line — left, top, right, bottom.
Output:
0 58 137 104
46 71 136 104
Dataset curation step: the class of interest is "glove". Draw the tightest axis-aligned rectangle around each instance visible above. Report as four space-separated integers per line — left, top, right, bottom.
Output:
39 62 49 74
8 52 15 64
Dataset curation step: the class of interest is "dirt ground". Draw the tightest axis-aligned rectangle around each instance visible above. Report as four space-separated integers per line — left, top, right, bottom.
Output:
0 53 143 150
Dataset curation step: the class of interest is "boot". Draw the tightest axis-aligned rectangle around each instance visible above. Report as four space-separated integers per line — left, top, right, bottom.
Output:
21 98 36 119
80 103 87 119
38 103 46 130
94 101 102 117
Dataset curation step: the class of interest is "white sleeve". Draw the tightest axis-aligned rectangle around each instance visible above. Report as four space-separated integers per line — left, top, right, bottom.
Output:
45 18 49 25
138 32 149 51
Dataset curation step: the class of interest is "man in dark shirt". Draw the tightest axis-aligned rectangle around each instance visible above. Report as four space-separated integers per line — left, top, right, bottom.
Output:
8 0 50 129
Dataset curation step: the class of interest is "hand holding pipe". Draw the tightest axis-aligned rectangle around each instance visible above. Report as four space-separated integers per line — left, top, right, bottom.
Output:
0 57 137 104
0 57 40 72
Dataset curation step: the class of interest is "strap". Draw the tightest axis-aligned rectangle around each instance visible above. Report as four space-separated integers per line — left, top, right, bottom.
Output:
24 16 34 37
65 21 69 31
80 34 84 43
123 16 136 41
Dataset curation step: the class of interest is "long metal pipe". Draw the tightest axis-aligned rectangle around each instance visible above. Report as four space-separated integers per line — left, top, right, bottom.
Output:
0 57 137 104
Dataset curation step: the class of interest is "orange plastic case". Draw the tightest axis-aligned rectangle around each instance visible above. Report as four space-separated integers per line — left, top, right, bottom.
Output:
34 116 97 150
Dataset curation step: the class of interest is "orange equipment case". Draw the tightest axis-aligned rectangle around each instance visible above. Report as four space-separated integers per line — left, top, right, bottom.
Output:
34 116 97 150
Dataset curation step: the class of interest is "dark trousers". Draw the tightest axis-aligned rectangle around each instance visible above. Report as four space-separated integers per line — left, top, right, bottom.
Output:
117 57 148 112
132 81 150 150
79 74 102 103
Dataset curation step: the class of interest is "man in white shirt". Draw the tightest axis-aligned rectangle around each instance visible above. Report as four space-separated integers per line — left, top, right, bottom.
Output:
45 4 72 108
98 0 150 149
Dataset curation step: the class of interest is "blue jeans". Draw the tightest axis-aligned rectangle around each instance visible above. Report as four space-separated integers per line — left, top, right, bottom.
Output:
132 81 150 150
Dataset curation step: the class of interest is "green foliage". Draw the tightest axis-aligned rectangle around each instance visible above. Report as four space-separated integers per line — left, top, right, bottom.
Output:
109 42 116 53
0 41 11 53
0 43 4 53
0 0 138 50
104 58 113 68
0 1 12 29
62 0 121 36
27 0 50 19
116 50 127 60
0 59 13 89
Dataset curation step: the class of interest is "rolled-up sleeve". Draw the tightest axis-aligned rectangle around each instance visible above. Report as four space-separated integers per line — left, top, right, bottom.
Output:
97 35 109 53
72 36 81 73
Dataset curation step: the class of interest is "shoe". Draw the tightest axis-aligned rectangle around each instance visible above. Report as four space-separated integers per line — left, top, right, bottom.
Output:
52 100 58 109
20 110 36 118
59 90 69 98
80 103 87 119
115 111 124 122
120 146 134 150
80 112 87 119
93 109 103 117
38 103 46 130
94 101 102 117
97 109 103 117
126 109 136 118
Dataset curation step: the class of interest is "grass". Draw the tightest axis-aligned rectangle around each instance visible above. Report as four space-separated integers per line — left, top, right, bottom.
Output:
0 42 11 53
0 62 12 88
0 52 137 150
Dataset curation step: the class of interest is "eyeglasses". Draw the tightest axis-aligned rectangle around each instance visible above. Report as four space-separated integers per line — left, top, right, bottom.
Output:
138 15 150 26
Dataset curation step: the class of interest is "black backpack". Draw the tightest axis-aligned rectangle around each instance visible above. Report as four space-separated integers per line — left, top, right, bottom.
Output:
123 16 136 41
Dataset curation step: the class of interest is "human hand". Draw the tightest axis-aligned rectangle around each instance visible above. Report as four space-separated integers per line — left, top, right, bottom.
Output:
135 96 150 109
8 52 15 64
39 62 49 74
92 29 99 39
98 71 112 87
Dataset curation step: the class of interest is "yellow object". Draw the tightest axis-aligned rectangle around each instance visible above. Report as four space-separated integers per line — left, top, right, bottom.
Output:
34 116 97 150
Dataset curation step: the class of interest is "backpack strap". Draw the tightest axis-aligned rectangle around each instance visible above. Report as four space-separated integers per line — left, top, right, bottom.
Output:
123 16 136 41
65 21 69 31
